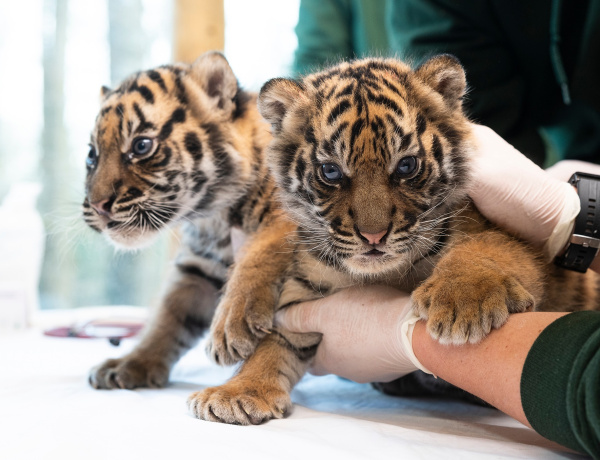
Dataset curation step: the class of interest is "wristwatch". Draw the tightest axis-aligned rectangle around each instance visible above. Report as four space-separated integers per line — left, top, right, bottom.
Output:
555 172 600 273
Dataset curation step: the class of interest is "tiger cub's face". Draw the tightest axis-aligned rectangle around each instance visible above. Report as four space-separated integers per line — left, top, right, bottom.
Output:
83 52 248 249
259 56 472 276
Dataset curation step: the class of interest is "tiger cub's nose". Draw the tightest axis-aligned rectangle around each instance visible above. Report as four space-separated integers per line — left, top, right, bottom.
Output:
90 198 114 217
359 228 388 245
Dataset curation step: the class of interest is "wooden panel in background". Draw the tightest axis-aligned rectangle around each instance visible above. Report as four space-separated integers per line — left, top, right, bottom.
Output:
173 0 225 62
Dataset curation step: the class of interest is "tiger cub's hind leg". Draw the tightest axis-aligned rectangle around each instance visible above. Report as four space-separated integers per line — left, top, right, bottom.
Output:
89 272 220 390
189 331 317 425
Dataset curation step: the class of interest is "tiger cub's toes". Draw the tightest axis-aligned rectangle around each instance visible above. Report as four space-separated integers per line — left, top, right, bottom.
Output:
412 271 535 345
88 356 169 390
206 288 274 366
188 380 291 425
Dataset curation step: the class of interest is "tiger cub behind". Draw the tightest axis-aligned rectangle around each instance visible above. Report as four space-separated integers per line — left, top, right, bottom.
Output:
84 52 294 390
192 55 600 424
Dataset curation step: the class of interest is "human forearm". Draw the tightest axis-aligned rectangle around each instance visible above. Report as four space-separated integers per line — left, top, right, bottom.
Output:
411 312 568 427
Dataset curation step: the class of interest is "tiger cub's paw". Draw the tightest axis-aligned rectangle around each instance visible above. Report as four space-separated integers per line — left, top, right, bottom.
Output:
206 287 275 366
188 381 291 425
412 270 534 345
88 356 169 390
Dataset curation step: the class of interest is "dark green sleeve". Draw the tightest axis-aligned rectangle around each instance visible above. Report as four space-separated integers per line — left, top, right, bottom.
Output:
293 0 390 76
521 311 600 458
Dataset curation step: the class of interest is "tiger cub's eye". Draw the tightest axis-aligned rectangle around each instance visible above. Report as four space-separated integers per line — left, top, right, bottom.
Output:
132 137 154 156
396 156 418 178
321 163 343 182
86 145 97 168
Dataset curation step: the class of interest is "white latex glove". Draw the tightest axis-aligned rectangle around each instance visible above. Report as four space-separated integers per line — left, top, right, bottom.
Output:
469 124 583 258
275 286 430 384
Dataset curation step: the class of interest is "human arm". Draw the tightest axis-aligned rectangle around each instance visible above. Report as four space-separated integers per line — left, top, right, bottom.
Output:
411 312 565 428
415 309 600 458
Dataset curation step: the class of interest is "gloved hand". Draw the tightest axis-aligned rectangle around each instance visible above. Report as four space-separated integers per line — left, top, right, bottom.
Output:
469 124 584 259
275 286 430 383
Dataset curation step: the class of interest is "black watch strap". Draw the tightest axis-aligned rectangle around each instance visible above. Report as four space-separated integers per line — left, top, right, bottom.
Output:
555 172 600 273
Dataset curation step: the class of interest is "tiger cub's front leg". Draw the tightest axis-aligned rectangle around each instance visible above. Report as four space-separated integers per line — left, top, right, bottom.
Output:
190 331 317 424
206 214 296 365
89 271 220 389
412 230 544 345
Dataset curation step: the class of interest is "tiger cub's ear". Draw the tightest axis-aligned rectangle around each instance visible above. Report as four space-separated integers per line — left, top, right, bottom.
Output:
258 78 305 132
191 51 238 114
100 85 111 102
415 54 466 111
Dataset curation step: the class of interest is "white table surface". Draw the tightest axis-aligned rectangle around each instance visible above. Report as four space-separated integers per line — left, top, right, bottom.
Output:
0 311 586 460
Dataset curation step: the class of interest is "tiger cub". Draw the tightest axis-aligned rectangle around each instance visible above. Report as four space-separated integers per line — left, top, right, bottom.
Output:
191 55 600 424
84 51 294 390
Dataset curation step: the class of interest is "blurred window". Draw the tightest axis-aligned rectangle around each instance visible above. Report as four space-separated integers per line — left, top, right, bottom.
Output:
0 0 299 312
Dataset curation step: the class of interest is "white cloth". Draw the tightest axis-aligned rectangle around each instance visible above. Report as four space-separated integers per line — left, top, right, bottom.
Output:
0 323 580 460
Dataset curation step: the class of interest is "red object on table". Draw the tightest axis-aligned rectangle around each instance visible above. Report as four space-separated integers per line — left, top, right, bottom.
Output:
44 318 145 346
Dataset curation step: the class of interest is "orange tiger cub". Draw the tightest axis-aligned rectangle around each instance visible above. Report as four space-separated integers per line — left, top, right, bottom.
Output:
193 55 600 424
84 52 294 390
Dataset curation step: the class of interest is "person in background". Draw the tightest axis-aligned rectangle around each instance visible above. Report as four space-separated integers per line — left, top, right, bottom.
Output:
294 0 600 166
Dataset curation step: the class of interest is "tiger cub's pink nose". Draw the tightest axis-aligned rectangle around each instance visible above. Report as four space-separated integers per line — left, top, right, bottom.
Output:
90 198 113 217
359 229 388 245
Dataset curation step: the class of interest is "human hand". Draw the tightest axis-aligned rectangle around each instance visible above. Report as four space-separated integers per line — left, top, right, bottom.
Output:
469 124 581 258
275 286 429 384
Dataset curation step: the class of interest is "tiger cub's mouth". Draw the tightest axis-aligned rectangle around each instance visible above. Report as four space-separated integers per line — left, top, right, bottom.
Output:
346 244 399 275
363 248 385 257
83 198 180 250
